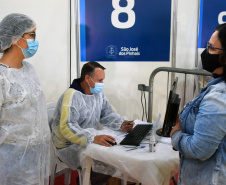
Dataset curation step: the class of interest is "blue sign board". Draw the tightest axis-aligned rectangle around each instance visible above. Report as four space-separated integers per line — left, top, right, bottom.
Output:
80 0 172 62
198 0 226 48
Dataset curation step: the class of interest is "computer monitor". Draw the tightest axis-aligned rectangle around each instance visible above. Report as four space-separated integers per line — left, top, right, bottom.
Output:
156 77 181 137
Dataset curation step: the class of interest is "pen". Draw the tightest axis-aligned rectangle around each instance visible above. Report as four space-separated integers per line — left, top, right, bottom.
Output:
126 146 146 151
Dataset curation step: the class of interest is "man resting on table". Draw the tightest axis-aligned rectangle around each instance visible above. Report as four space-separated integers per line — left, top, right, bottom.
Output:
50 61 134 185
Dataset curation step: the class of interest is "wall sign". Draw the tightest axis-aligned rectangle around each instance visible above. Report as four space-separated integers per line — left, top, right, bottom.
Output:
198 0 226 48
80 0 172 62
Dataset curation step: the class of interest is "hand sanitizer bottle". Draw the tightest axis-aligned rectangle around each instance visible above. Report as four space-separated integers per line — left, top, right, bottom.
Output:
149 129 156 152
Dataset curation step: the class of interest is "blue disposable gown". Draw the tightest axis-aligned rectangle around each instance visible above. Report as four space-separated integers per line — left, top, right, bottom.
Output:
0 61 50 185
51 88 127 169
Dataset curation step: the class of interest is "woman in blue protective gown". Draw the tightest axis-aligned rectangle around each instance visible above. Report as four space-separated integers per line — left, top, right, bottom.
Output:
0 13 50 185
170 23 226 185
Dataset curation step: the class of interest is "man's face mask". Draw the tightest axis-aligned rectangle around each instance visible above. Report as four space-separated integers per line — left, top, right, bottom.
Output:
201 49 221 73
17 38 39 59
88 77 104 94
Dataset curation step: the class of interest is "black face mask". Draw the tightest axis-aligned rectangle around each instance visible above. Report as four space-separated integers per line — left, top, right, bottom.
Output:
201 49 221 73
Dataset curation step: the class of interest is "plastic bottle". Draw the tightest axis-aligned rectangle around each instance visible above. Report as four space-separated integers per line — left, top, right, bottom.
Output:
149 129 156 152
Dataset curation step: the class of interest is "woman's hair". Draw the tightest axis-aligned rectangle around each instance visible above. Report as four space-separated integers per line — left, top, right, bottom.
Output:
215 23 226 58
80 61 105 81
214 23 226 81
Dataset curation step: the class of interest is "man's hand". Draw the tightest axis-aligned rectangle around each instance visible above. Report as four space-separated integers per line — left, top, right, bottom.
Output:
170 123 182 137
93 135 116 147
121 120 134 132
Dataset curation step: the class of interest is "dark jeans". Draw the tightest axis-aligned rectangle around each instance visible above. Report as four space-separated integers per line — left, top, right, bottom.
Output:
90 170 111 185
76 169 111 185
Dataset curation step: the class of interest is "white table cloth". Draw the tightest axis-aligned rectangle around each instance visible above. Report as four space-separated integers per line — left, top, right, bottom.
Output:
80 128 179 185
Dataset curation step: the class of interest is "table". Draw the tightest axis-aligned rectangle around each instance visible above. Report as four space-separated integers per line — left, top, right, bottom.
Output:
80 128 179 185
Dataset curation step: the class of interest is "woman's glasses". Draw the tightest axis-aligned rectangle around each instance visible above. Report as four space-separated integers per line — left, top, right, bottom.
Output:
23 32 36 40
206 42 223 53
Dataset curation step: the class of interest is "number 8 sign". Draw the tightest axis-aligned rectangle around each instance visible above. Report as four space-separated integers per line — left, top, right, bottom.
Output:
111 0 136 29
80 0 172 62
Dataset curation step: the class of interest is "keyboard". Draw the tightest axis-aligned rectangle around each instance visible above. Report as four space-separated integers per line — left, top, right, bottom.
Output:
120 124 153 146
